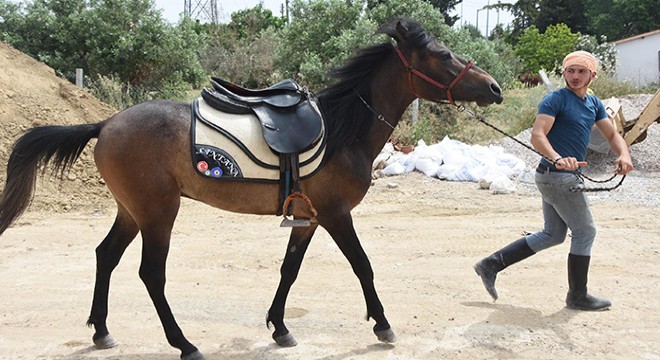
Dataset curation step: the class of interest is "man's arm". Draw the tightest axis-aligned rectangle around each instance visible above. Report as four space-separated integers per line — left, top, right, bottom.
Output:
530 114 586 170
530 114 559 160
595 118 634 174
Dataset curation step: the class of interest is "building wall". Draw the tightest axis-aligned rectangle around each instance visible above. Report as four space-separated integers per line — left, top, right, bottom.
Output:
614 31 660 87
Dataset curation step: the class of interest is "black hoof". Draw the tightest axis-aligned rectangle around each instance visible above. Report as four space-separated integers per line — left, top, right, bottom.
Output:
181 350 206 360
375 328 397 343
93 334 119 349
273 332 298 347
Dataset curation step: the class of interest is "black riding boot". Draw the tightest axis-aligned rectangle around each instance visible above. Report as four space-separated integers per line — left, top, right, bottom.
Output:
566 254 611 311
474 238 535 301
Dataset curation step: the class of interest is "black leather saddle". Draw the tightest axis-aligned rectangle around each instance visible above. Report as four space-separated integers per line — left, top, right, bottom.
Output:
201 77 323 154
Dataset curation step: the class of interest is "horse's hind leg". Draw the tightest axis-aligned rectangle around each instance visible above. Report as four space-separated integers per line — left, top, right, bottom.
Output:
322 213 396 343
87 204 139 349
267 225 318 347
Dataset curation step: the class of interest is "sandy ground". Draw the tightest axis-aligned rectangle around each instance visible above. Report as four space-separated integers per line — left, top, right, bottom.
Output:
0 172 658 360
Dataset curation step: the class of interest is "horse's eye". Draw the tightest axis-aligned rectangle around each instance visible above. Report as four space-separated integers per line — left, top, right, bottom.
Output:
437 51 452 61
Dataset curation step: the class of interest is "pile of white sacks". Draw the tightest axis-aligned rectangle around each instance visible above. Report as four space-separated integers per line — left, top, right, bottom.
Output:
373 136 534 194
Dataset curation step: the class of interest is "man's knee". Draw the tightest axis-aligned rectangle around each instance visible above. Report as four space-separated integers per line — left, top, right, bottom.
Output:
527 231 566 252
570 225 596 255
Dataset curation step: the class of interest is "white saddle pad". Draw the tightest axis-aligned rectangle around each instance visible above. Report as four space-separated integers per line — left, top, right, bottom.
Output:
192 98 325 181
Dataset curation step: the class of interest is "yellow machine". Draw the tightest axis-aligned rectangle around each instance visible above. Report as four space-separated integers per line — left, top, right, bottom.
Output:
589 89 660 153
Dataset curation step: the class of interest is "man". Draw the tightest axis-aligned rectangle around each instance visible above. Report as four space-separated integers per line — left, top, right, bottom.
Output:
474 50 634 311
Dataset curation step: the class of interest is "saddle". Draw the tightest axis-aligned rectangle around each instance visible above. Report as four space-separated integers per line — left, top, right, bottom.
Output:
202 77 323 155
200 78 324 227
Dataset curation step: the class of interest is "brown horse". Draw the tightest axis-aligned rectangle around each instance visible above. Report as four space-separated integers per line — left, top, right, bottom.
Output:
0 18 502 360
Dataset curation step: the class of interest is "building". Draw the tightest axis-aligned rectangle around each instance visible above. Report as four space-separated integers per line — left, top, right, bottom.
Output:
614 29 660 87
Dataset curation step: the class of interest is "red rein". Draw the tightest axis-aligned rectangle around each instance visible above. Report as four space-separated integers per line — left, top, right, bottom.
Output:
395 46 474 106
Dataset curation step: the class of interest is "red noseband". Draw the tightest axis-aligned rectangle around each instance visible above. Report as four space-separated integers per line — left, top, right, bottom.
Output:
395 46 474 106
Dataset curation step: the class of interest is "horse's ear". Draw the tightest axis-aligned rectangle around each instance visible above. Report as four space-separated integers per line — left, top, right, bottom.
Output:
376 18 409 44
394 20 409 43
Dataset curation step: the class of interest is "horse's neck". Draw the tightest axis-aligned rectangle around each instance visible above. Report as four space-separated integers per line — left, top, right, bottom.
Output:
364 75 415 160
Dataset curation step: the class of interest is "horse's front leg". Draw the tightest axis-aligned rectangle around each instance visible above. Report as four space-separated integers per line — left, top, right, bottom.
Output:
322 212 396 343
267 224 318 347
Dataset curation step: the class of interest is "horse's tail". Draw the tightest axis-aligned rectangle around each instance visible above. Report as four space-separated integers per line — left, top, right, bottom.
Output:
0 123 102 236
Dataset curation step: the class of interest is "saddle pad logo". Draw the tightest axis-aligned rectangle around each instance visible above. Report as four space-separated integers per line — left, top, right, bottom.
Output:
194 145 243 178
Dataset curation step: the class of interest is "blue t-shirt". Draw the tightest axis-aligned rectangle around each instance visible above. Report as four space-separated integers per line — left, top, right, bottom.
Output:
537 88 608 167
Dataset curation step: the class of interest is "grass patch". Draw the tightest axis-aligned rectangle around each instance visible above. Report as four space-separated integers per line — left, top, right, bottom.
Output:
393 86 547 146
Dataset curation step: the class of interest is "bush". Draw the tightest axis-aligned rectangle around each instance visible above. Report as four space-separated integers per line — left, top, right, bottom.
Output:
392 102 457 145
203 28 282 88
88 74 191 110
590 76 658 99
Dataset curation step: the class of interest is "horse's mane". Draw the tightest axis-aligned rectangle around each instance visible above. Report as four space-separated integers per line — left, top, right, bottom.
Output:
317 17 432 160
316 42 392 159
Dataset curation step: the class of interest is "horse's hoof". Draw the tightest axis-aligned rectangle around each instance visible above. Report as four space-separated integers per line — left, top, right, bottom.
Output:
181 350 206 360
93 334 119 349
375 328 397 343
273 332 298 347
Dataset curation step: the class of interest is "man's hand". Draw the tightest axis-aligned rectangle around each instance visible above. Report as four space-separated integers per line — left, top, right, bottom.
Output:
554 157 587 171
615 157 634 175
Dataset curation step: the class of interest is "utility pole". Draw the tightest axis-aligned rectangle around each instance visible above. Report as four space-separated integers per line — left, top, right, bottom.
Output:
485 1 490 39
460 1 464 27
476 8 483 36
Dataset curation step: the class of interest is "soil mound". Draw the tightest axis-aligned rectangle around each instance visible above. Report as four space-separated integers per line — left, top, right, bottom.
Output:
0 41 116 212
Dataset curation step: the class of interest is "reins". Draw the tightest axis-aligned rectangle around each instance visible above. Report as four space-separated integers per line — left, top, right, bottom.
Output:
362 46 625 193
455 105 626 192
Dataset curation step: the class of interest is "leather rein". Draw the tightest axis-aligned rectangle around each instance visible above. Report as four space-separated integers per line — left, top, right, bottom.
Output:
395 46 474 106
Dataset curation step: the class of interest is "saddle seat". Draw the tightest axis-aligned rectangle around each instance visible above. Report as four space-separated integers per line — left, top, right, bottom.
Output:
211 77 301 100
202 78 323 154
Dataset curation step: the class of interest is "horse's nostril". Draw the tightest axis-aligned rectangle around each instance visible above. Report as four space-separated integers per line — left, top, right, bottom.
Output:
490 83 502 95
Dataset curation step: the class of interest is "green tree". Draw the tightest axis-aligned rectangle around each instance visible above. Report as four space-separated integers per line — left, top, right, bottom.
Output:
485 0 540 45
424 0 461 26
272 0 521 90
460 23 482 40
515 23 578 76
585 0 659 40
367 0 455 44
0 0 207 91
535 0 588 33
366 0 460 26
202 27 282 88
228 4 286 41
275 0 366 86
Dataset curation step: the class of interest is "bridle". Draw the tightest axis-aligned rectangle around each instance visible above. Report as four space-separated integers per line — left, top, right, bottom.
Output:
395 46 474 106
356 45 475 128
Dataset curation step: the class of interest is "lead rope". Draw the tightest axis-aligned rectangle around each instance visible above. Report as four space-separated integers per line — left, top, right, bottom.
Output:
455 105 625 192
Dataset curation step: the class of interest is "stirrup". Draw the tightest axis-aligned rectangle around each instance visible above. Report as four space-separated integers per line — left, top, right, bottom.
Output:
280 192 318 227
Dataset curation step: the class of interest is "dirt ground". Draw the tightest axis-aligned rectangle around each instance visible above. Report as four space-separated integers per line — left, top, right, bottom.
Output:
0 172 658 360
1 39 659 360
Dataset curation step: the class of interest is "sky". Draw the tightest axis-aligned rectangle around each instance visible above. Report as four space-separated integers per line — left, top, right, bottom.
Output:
154 0 515 36
450 0 515 36
153 0 287 24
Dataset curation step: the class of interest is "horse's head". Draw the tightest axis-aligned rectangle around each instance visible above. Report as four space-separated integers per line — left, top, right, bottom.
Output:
377 18 503 106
